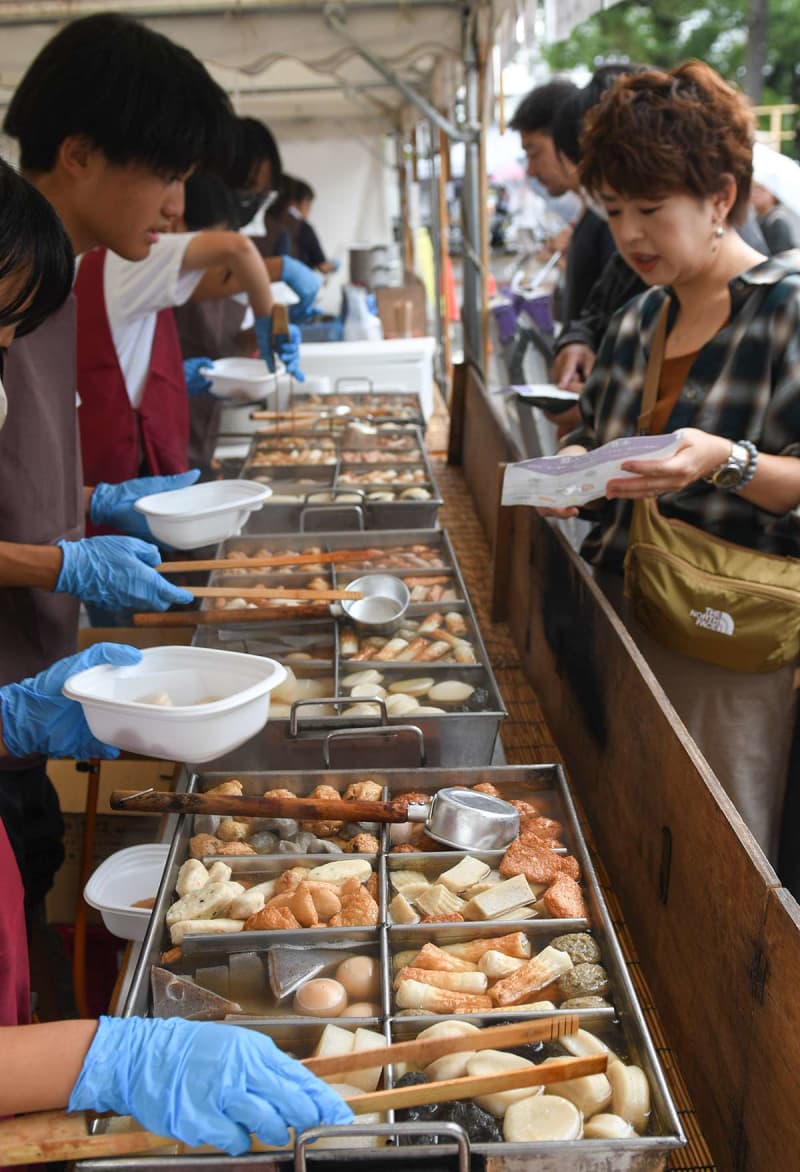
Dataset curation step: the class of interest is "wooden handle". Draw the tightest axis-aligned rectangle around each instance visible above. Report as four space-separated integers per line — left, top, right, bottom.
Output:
272 303 290 336
348 1053 607 1114
0 1054 606 1164
157 549 383 574
132 604 328 627
109 788 411 824
190 587 361 601
302 1015 579 1079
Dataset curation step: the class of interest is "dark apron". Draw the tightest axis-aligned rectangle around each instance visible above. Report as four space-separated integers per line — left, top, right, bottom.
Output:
174 296 248 471
0 296 83 687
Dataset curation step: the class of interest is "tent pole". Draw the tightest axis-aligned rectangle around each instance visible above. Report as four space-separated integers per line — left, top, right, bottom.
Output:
477 28 491 376
461 20 483 372
436 126 453 401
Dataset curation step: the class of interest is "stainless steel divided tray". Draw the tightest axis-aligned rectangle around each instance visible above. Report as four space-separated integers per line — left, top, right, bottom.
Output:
192 530 505 770
240 425 441 532
108 765 683 1171
256 384 426 432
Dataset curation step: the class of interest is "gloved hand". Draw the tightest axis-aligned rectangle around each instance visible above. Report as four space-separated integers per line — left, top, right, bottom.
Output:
90 471 201 541
0 644 142 760
280 256 322 323
254 316 305 382
327 258 342 274
55 536 193 613
69 1016 354 1156
183 358 215 398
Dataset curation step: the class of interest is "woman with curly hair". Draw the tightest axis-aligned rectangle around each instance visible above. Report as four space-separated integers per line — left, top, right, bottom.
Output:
547 61 800 863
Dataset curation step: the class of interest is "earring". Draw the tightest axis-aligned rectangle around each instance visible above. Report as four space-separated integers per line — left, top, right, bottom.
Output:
714 224 725 238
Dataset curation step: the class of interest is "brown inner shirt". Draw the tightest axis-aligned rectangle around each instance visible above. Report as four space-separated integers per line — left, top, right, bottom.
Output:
651 349 700 434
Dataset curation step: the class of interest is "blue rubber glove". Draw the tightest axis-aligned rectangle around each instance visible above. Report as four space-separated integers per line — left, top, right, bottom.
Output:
55 536 193 613
254 316 305 382
280 256 322 323
69 1016 354 1156
90 471 201 541
183 357 215 398
0 644 142 760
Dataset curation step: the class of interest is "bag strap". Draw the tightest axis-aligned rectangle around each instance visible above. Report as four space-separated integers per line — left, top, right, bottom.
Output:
637 296 671 436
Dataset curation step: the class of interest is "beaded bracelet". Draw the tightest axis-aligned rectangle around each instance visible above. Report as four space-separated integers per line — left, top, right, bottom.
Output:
734 439 758 491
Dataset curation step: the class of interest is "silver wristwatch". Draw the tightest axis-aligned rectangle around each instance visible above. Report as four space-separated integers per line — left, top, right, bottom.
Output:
705 441 751 490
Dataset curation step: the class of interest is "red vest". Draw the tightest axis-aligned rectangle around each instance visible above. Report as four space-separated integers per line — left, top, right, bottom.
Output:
0 821 29 1027
75 248 188 534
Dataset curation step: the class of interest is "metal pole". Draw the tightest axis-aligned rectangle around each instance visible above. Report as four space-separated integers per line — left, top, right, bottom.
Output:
461 18 483 371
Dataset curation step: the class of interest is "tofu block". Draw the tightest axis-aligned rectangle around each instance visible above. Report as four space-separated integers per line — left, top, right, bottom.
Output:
438 856 491 893
414 884 465 919
347 1027 386 1093
389 893 420 925
468 874 536 920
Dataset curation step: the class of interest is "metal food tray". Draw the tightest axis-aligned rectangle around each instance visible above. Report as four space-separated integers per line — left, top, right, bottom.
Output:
192 530 505 770
257 381 426 433
240 425 442 532
105 765 683 1171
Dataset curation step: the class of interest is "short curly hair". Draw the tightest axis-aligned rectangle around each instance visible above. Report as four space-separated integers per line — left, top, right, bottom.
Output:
579 60 754 224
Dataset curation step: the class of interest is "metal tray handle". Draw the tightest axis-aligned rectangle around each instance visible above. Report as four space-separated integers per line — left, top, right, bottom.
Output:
289 695 389 737
300 497 365 532
294 1121 470 1172
334 375 375 392
324 723 426 767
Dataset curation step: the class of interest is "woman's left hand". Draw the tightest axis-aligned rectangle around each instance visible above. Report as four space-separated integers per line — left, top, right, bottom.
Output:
606 428 732 499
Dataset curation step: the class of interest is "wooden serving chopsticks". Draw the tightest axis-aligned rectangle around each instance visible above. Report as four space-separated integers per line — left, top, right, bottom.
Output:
189 586 361 602
301 1015 580 1079
0 1031 603 1165
155 549 383 574
132 604 329 628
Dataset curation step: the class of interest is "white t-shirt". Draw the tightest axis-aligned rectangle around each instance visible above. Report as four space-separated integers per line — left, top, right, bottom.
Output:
77 233 203 409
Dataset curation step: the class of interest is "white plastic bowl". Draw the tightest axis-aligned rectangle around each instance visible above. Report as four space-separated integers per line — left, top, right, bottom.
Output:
134 480 271 549
63 646 287 762
202 357 278 402
84 843 170 941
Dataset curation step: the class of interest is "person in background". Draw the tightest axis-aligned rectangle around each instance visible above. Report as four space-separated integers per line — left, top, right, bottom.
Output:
546 61 800 863
751 176 800 254
510 80 615 340
226 115 284 233
280 176 340 275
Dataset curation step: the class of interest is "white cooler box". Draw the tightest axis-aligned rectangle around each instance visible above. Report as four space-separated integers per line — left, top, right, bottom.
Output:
295 337 437 419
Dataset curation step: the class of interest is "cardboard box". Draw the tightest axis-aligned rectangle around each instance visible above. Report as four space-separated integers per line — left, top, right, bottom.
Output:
376 283 428 339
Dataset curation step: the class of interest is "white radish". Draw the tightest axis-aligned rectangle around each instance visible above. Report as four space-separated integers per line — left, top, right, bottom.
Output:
608 1063 650 1134
386 677 434 696
466 1051 538 1117
427 681 475 703
583 1113 635 1139
503 1094 583 1141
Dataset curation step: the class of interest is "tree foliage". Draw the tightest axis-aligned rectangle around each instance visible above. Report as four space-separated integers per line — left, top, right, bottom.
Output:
544 0 798 100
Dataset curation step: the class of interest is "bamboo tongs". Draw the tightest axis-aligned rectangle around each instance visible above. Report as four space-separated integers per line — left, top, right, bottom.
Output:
0 1017 602 1164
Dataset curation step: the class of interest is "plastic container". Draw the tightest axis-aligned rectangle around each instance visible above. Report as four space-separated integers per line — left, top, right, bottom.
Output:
202 357 278 402
84 843 170 941
134 480 271 549
63 646 287 762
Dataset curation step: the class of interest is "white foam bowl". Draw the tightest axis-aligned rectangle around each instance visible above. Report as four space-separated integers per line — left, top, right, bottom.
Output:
134 480 271 549
84 843 170 941
63 646 287 762
202 357 278 402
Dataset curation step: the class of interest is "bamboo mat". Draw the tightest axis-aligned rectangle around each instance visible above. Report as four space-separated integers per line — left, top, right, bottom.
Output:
430 455 716 1172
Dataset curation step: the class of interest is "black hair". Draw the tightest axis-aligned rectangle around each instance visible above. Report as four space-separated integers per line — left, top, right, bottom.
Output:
552 65 646 164
509 79 579 135
290 178 315 204
183 173 238 231
4 13 234 177
0 159 74 339
224 116 283 192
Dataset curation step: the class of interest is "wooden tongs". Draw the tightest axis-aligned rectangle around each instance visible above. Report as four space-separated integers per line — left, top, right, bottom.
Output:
0 1016 606 1164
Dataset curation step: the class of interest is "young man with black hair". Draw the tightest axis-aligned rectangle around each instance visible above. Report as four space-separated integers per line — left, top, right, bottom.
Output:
511 78 616 377
0 12 280 908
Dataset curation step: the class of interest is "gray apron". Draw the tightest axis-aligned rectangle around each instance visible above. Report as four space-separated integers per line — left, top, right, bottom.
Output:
174 296 248 471
0 296 83 691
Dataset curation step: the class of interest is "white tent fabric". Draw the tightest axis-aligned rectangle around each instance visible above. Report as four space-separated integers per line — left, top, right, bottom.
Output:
544 0 626 43
0 1 531 139
753 142 800 220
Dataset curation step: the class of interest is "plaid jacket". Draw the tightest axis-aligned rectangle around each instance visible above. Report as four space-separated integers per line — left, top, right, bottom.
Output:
564 252 800 573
